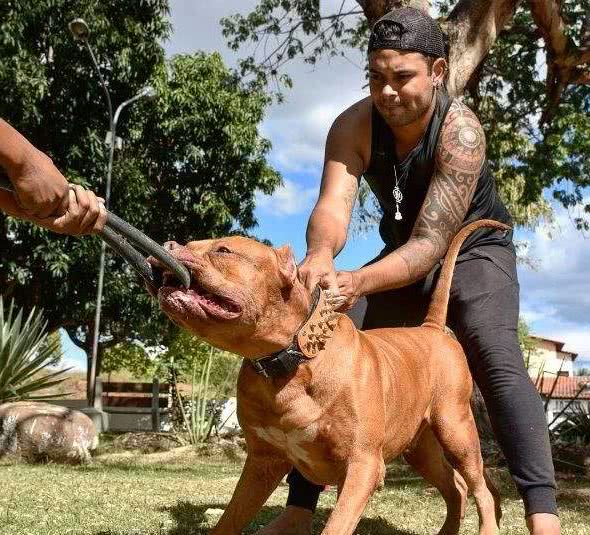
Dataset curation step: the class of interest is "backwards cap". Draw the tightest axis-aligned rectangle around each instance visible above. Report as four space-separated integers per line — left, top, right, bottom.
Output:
368 7 446 58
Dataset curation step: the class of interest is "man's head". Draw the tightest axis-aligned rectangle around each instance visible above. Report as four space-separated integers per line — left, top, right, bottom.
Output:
367 8 447 127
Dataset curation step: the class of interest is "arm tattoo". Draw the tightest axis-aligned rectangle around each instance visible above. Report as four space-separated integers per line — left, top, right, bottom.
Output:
399 101 485 278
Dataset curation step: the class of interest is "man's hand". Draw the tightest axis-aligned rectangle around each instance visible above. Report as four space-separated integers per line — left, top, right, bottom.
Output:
335 270 362 311
298 250 339 294
29 185 107 235
9 147 70 219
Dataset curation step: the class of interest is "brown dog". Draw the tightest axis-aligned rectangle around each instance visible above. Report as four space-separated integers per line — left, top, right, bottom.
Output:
147 219 507 535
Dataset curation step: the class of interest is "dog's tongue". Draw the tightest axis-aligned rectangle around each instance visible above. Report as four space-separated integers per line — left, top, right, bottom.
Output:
159 282 241 321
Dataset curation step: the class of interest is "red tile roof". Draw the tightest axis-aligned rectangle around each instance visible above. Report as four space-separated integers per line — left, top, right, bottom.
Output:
536 376 590 399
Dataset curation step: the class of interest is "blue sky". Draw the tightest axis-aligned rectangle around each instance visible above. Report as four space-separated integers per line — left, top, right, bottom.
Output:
61 0 590 370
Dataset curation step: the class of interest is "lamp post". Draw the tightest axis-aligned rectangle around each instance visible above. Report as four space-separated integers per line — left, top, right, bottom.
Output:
69 18 158 406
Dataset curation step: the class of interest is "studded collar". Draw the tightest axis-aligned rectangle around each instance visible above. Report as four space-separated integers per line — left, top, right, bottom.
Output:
250 286 339 379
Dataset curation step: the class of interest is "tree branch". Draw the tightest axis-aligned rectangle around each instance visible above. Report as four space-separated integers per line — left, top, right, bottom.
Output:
443 0 521 98
527 0 590 124
355 0 430 27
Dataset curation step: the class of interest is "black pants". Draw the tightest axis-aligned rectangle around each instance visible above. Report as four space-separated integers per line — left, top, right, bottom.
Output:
287 243 557 516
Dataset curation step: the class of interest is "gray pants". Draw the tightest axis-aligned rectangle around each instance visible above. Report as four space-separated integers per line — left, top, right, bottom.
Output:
287 243 557 516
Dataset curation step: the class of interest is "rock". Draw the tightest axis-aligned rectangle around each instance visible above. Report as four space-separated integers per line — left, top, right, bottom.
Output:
204 508 225 521
0 401 98 464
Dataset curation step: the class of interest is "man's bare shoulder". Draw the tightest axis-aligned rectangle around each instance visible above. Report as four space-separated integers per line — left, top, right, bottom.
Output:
327 97 372 170
331 96 372 132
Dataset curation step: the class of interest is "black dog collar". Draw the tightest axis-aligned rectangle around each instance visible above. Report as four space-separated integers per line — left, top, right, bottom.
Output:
250 286 329 379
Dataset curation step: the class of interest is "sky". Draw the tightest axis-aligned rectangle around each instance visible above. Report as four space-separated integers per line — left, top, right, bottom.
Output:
61 0 590 370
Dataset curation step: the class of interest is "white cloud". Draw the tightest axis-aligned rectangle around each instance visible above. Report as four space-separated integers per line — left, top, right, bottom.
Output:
256 179 318 217
532 325 590 360
517 202 590 357
166 0 368 175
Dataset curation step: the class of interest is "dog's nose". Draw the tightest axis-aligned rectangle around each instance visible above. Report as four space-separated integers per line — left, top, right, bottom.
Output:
164 241 181 252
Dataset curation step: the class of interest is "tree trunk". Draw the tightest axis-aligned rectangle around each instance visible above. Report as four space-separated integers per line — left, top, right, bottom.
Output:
356 0 521 97
444 0 520 97
356 0 431 27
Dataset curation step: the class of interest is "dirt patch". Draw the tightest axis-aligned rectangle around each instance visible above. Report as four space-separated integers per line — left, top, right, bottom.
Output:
112 432 183 453
95 436 247 465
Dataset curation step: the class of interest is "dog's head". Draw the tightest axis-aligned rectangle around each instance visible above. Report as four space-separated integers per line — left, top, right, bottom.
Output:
146 237 309 357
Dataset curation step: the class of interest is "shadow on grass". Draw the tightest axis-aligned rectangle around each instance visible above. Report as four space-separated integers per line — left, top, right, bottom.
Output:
77 461 240 477
157 501 421 535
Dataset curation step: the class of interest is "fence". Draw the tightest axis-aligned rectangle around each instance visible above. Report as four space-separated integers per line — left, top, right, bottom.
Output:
97 378 170 432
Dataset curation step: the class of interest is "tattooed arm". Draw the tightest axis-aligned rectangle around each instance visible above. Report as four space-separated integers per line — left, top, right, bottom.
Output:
298 99 370 292
354 101 485 295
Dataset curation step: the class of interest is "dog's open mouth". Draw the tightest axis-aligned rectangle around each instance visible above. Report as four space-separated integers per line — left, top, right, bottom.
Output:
157 270 242 321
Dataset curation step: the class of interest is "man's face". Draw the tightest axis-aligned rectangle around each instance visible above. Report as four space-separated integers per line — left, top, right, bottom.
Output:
369 49 434 127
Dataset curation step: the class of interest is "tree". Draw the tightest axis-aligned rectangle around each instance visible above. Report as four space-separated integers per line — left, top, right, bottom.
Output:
102 329 240 398
222 0 590 230
0 1 280 379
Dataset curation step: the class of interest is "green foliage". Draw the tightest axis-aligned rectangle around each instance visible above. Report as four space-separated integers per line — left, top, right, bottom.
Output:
223 0 590 229
553 406 590 445
518 317 539 369
0 1 280 359
0 297 69 403
176 346 217 445
102 328 240 396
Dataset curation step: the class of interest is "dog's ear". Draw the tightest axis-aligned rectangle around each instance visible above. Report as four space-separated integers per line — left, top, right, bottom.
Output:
275 245 297 287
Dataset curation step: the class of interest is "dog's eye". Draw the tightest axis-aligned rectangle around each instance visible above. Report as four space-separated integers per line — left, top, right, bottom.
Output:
215 246 232 254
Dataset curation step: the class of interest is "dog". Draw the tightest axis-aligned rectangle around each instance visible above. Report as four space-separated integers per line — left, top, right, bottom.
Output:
146 219 507 535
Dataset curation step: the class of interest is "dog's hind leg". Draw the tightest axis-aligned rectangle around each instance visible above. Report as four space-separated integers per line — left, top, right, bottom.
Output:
403 425 467 535
484 468 502 527
432 407 499 535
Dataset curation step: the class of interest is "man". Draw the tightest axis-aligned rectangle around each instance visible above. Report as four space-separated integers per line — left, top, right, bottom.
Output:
0 118 106 234
257 8 559 535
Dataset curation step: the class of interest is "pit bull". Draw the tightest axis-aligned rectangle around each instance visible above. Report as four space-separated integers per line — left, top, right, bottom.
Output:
147 219 506 535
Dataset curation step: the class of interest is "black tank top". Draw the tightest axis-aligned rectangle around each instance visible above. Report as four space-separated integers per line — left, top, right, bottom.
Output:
363 89 512 254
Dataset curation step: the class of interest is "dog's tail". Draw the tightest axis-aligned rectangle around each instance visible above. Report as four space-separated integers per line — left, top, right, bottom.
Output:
422 219 511 329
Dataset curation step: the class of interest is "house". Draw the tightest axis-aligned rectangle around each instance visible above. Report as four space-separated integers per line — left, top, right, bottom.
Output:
536 375 590 427
525 335 578 377
525 335 589 426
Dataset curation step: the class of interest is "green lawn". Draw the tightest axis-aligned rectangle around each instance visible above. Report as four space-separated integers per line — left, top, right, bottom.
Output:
0 447 588 535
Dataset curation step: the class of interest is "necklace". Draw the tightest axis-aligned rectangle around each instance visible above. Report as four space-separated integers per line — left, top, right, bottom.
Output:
393 164 403 221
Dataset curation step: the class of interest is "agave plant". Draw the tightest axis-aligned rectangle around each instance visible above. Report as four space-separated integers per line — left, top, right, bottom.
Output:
0 297 71 403
553 406 590 445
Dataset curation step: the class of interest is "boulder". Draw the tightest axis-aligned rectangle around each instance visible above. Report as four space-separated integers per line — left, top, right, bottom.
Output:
0 401 98 464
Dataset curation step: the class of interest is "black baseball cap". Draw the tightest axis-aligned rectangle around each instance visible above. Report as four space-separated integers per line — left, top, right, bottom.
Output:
368 7 447 59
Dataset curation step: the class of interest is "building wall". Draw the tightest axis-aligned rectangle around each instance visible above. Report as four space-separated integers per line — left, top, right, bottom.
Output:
526 338 575 377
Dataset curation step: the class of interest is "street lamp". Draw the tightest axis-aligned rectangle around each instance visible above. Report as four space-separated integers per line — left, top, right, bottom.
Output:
69 18 158 408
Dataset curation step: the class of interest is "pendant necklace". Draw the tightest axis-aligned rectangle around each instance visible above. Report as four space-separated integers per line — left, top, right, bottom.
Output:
393 164 403 221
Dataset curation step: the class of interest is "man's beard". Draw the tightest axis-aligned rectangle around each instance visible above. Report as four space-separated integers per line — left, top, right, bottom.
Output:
378 87 436 127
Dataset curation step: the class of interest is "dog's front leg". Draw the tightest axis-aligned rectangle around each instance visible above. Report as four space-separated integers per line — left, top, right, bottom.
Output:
321 455 385 535
210 452 291 535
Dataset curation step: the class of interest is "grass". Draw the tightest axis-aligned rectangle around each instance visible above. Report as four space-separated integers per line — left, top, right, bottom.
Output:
0 447 589 535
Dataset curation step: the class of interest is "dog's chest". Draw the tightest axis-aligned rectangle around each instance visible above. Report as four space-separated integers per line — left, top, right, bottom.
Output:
251 423 319 465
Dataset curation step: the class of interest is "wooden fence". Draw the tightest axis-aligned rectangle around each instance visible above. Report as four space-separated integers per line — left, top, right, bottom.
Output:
96 378 170 432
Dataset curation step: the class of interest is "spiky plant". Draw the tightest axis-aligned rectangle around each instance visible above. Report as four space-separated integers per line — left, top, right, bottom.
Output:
0 297 71 403
553 406 590 445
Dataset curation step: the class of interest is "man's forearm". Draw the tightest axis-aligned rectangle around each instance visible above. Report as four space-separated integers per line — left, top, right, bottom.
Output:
356 237 440 295
305 206 348 258
0 119 33 176
0 190 25 217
